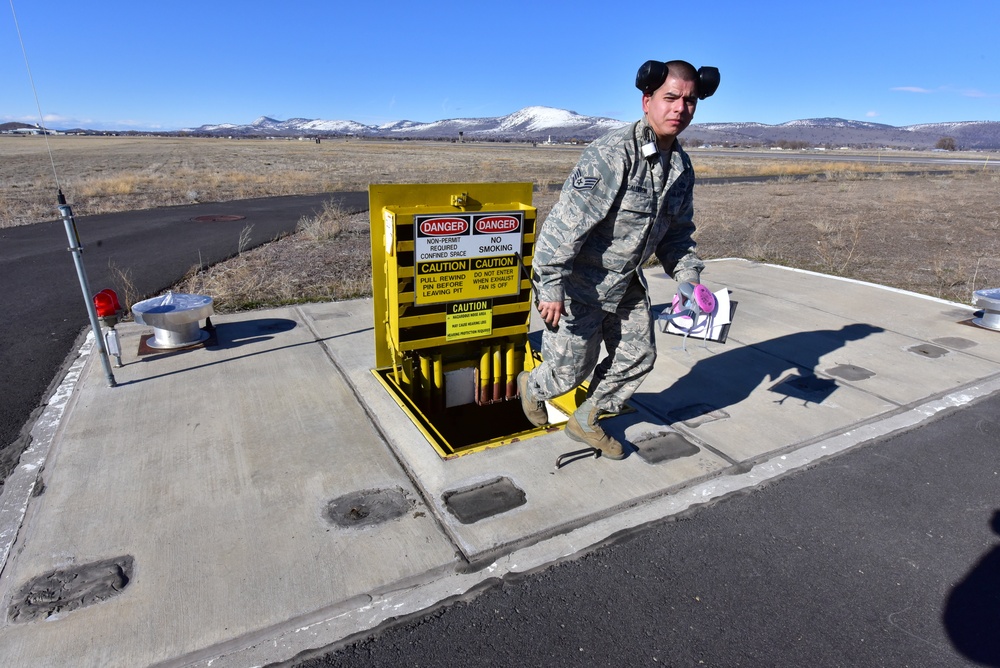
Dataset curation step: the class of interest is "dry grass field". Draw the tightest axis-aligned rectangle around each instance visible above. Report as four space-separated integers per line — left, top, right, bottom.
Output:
0 135 581 227
695 173 1000 302
4 135 998 307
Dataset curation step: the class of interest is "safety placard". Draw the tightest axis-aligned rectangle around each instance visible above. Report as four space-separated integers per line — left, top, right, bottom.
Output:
446 299 492 341
413 211 524 305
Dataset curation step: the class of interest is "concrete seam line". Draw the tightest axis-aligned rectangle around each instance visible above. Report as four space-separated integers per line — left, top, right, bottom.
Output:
293 304 469 560
0 332 94 579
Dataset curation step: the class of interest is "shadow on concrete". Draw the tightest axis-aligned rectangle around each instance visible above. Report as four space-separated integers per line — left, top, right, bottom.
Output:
120 325 373 386
635 323 885 418
207 318 299 349
133 318 299 361
943 510 1000 666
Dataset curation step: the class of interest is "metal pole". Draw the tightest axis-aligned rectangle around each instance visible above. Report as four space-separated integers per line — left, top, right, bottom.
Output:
59 202 117 387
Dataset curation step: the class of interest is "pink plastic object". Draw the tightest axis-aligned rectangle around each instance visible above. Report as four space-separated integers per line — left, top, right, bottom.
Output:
672 284 716 315
691 284 717 313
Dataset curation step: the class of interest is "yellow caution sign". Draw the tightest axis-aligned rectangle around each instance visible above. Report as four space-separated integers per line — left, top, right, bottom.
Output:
446 300 492 341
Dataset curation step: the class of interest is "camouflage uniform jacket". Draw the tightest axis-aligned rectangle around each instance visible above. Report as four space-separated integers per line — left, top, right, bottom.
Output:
532 117 704 313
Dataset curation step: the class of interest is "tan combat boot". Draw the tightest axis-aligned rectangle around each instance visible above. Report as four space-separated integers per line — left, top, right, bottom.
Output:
565 400 625 460
517 371 548 426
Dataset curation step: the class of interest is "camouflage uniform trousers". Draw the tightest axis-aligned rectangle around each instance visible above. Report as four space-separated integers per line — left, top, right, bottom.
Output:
527 279 655 414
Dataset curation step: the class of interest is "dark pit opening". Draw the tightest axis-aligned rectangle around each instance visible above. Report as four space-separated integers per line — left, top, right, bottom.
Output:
374 368 546 457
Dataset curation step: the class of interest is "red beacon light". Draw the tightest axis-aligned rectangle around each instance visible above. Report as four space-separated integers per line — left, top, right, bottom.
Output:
93 289 124 367
103 289 122 311
93 289 121 319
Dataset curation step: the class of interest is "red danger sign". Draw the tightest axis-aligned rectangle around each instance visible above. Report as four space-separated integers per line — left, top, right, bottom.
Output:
475 216 519 234
419 218 469 236
413 210 525 306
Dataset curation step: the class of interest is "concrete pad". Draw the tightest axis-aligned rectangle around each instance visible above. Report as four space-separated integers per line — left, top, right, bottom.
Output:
4 259 1000 667
300 302 732 564
734 301 1000 406
302 260 1000 559
638 262 1000 455
0 308 458 667
632 334 899 463
699 260 1000 363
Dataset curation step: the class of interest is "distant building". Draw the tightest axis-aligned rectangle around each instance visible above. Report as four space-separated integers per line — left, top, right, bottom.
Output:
9 126 59 135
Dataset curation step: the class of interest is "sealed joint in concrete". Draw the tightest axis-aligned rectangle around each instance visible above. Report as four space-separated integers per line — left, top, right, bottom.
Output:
770 373 839 404
826 364 875 381
324 487 413 529
932 336 977 350
443 477 526 524
908 343 950 359
8 555 134 623
668 403 730 428
633 431 700 465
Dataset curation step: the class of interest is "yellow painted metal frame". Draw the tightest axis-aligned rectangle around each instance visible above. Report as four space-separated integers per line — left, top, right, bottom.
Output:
370 182 570 458
370 182 536 369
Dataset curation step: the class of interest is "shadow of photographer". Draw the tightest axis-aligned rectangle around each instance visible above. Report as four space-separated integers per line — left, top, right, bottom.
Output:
633 322 885 419
944 510 1000 666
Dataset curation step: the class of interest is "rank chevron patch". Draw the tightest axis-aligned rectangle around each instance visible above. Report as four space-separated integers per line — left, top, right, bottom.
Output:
571 169 600 191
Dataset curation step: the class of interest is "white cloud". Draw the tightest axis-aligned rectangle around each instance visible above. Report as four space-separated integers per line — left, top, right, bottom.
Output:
42 113 84 124
1 114 42 124
959 88 991 98
866 111 879 118
10 114 156 131
893 85 997 100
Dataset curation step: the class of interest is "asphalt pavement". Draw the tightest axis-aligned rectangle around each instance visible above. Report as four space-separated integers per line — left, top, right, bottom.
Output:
0 254 997 667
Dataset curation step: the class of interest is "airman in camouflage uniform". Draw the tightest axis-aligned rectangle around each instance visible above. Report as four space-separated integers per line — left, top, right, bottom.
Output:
518 60 707 459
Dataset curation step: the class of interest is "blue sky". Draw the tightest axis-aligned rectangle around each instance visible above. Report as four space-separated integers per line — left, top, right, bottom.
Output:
3 0 998 131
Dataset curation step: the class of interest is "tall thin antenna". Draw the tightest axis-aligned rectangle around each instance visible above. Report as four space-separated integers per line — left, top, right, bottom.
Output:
9 0 117 387
8 0 61 193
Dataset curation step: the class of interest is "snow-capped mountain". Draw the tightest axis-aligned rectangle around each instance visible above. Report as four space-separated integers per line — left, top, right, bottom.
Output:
683 118 1000 150
195 115 374 136
181 110 1000 149
489 106 624 135
184 106 627 142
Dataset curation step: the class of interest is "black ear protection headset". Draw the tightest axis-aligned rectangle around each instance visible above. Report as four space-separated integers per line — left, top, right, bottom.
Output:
635 60 720 159
635 60 720 100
